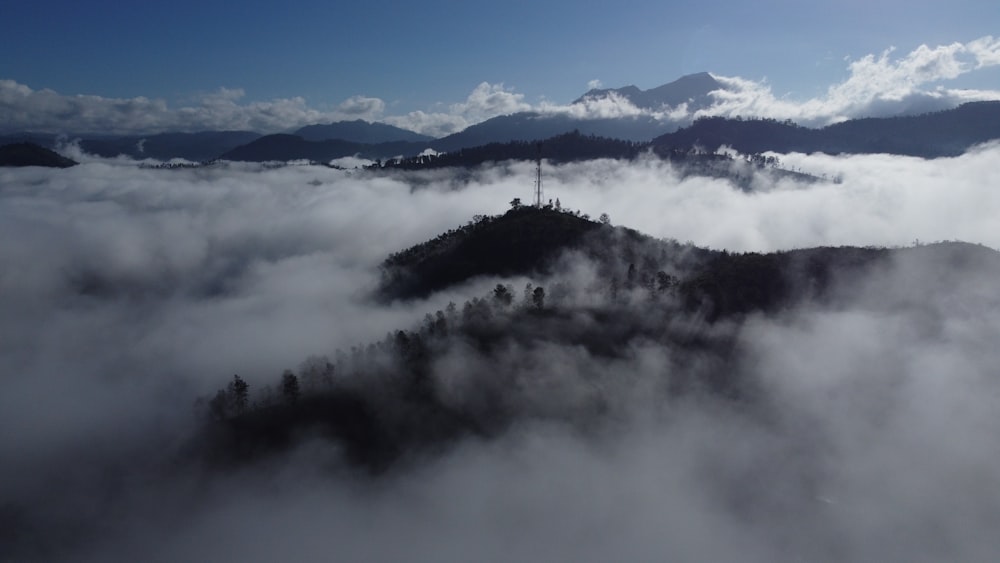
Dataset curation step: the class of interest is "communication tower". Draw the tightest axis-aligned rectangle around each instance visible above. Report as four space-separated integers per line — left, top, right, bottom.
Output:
534 142 542 207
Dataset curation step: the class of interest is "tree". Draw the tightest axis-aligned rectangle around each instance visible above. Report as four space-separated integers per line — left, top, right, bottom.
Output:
599 213 611 225
281 370 300 405
493 283 513 307
208 389 228 420
509 197 522 210
656 270 677 292
228 374 249 414
532 286 546 310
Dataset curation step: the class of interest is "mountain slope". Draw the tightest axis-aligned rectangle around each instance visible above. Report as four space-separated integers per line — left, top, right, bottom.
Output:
219 134 427 162
295 120 435 143
653 101 1000 157
79 131 262 161
574 72 724 111
0 142 77 167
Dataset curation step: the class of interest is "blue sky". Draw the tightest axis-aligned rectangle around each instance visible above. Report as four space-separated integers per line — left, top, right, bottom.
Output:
2 0 999 135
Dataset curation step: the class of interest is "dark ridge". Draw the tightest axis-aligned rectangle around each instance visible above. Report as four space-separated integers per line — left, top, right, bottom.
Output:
0 142 77 168
218 134 428 162
382 130 643 170
428 112 675 150
193 219 1000 473
79 130 261 161
652 101 1000 157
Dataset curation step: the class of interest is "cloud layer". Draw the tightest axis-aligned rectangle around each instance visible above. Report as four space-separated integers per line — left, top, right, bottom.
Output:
3 37 999 137
3 147 1000 560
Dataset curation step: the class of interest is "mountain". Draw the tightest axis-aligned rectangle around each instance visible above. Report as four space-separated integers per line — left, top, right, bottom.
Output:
79 131 262 161
429 112 673 150
424 73 724 151
218 134 428 162
0 131 262 161
295 120 435 143
574 72 724 111
652 101 1000 157
193 204 1000 473
385 131 643 171
0 142 77 168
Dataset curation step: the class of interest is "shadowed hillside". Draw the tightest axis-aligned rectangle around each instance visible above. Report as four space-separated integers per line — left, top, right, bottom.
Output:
0 142 77 167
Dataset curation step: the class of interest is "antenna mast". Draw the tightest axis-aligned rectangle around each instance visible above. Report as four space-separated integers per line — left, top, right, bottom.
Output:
534 142 542 207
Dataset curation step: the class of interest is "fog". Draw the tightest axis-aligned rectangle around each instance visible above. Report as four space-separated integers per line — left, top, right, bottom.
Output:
3 149 1000 561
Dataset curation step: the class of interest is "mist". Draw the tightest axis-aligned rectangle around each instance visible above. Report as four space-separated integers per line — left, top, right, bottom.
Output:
3 149 1000 561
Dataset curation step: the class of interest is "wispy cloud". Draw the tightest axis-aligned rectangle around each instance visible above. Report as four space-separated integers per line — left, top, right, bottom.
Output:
700 36 1000 125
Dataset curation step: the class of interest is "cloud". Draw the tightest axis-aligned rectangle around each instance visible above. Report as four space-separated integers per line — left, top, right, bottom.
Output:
698 36 1000 125
337 95 386 118
4 148 1000 560
386 82 533 137
587 79 603 90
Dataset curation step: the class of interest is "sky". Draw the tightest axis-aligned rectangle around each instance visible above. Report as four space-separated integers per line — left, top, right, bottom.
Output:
2 0 1000 136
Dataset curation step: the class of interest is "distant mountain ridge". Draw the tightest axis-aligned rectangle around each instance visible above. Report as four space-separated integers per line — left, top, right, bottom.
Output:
295 120 435 143
574 72 725 111
5 74 997 163
652 101 1000 157
219 134 427 162
219 102 1000 164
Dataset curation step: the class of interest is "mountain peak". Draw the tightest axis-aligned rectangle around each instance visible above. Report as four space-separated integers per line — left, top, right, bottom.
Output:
573 72 723 111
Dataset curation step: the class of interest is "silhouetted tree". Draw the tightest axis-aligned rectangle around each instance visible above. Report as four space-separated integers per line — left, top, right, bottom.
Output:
493 284 513 307
532 286 546 310
281 370 300 405
228 374 249 414
208 389 228 420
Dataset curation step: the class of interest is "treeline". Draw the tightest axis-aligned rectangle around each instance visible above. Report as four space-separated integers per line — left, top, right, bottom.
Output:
377 130 644 171
192 257 710 472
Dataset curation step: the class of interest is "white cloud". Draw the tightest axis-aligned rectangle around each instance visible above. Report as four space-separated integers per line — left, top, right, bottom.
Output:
5 152 1000 560
697 36 1000 125
386 82 533 137
587 79 603 90
337 95 386 119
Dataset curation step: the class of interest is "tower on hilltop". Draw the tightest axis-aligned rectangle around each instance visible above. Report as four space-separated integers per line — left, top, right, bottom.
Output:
534 142 542 208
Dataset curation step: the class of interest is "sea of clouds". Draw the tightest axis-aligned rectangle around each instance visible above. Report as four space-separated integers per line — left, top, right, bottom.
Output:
3 145 1000 561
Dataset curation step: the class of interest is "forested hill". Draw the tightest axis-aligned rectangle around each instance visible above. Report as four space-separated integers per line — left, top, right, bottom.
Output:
652 101 1000 157
192 203 1000 473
